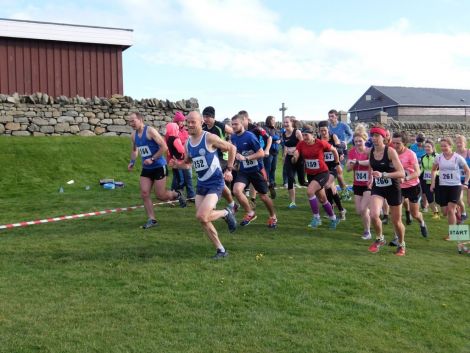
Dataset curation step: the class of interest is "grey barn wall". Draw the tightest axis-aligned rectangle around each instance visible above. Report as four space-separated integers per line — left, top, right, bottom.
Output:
0 93 198 136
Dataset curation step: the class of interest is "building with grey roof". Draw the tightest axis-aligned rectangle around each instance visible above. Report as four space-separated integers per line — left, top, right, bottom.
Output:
349 85 470 123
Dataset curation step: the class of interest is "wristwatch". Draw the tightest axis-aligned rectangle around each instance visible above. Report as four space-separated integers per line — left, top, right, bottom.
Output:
151 157 155 161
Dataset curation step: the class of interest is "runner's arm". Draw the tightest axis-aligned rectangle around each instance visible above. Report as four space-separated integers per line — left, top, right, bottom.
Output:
386 148 406 179
146 127 168 164
128 132 138 170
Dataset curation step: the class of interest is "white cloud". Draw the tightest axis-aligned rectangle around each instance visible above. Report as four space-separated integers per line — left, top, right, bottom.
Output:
5 1 470 90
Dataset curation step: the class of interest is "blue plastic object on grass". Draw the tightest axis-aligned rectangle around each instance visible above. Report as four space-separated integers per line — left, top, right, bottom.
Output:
103 183 115 190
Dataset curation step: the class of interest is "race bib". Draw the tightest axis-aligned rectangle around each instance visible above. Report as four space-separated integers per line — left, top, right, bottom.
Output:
423 171 432 181
442 172 454 181
305 159 320 169
375 177 392 187
355 171 369 182
192 156 208 172
138 145 152 157
324 152 334 162
242 158 259 169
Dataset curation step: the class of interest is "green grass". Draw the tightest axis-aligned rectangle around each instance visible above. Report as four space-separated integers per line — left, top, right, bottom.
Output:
0 137 469 353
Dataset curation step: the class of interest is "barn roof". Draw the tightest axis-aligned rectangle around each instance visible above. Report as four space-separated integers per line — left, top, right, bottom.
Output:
0 18 133 49
372 85 470 106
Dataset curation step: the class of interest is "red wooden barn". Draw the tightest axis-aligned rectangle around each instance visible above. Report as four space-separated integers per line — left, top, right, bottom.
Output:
0 18 133 98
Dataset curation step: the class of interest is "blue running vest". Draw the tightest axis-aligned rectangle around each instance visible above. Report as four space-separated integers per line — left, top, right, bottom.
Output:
187 131 223 187
134 125 166 169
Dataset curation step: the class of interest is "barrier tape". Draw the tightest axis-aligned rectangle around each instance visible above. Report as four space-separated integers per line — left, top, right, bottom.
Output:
0 200 177 231
0 184 350 231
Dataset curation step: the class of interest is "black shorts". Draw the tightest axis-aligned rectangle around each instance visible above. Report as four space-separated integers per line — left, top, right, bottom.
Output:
140 166 167 180
371 185 402 206
235 169 269 194
401 184 421 203
328 168 338 179
353 185 371 196
437 185 462 206
307 172 329 189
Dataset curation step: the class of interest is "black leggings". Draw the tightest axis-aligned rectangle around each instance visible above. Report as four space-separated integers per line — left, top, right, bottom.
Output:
284 155 306 190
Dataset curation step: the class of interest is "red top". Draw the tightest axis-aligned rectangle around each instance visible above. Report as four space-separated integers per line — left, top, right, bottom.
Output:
296 139 332 175
348 147 370 186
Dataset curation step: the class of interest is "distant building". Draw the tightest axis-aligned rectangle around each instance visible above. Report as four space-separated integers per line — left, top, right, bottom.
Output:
0 18 133 98
349 85 470 123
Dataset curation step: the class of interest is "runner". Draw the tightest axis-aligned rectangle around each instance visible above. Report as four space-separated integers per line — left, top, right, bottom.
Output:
264 115 281 193
420 140 440 219
165 122 192 195
173 111 195 199
202 106 238 213
327 109 352 200
230 114 277 228
128 112 187 229
282 116 304 208
292 125 340 229
184 111 237 259
347 127 371 239
238 110 274 204
431 137 470 240
367 124 407 256
455 134 470 222
318 120 347 220
392 131 428 239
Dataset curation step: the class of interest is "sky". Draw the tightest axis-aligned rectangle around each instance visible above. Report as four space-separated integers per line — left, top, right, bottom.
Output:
3 0 470 122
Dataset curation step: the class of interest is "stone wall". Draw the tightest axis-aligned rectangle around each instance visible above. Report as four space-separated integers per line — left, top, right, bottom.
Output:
275 118 470 142
0 93 199 136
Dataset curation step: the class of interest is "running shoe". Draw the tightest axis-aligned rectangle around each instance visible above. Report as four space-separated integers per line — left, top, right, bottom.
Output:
395 246 406 256
267 216 278 229
142 219 158 229
288 202 297 209
389 235 399 247
269 184 277 199
329 218 340 229
340 209 347 221
212 249 228 259
405 212 412 225
240 213 257 226
361 231 372 240
228 203 239 214
308 217 322 228
224 207 237 233
421 208 429 213
368 238 386 253
176 190 187 208
420 224 428 238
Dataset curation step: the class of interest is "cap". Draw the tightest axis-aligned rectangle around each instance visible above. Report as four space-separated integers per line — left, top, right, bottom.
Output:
202 106 215 117
174 111 185 122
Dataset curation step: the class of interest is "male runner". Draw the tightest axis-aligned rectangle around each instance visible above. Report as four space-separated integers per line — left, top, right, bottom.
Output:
128 112 186 229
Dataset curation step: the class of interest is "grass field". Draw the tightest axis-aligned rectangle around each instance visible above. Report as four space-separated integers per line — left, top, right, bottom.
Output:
0 137 469 353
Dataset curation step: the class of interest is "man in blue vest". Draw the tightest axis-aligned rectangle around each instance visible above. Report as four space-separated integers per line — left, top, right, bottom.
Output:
184 111 237 259
128 112 186 229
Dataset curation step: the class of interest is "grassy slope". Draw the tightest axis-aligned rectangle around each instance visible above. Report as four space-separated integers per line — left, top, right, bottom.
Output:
0 137 469 353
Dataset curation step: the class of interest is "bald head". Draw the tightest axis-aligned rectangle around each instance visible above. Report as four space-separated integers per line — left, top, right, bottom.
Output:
186 110 203 136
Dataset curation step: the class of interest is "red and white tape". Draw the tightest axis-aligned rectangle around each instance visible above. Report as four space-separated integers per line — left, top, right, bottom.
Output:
0 200 178 231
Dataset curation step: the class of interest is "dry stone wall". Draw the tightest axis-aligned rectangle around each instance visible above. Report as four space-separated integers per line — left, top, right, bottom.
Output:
0 93 199 136
284 120 470 142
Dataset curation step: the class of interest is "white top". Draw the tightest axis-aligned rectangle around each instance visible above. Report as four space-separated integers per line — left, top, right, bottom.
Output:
0 18 133 48
434 152 467 186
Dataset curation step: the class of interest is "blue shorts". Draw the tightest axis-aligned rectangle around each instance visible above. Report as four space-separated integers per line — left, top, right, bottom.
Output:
196 181 224 198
